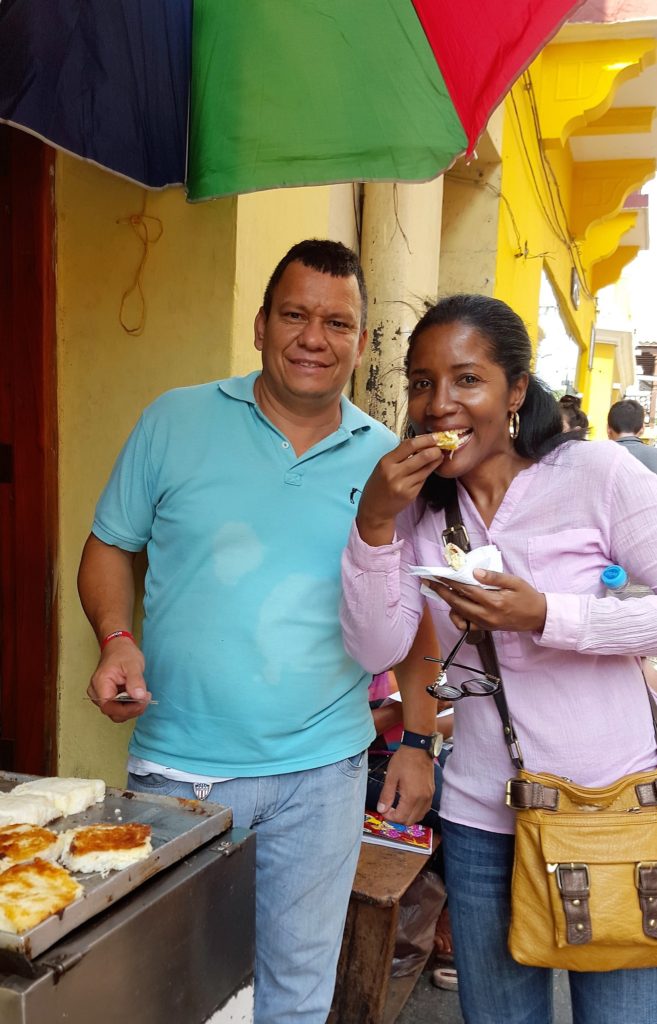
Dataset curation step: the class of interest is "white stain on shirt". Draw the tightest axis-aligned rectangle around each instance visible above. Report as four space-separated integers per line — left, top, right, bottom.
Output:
256 573 338 685
213 522 264 585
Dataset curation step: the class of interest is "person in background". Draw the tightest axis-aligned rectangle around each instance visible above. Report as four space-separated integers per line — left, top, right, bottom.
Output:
607 398 657 473
341 293 657 1024
77 239 437 1024
559 394 588 435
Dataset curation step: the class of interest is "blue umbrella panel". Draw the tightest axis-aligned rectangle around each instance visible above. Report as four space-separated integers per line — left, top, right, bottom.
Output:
0 0 191 188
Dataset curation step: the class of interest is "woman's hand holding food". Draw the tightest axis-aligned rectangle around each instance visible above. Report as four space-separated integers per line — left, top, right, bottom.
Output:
356 434 445 546
425 568 547 633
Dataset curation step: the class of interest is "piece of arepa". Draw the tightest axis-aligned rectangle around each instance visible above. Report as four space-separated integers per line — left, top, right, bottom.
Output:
12 777 106 817
0 794 60 828
60 823 152 877
0 858 82 933
0 824 64 871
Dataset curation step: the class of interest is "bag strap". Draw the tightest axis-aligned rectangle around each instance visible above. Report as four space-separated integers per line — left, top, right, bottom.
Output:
642 669 657 743
443 490 657 763
443 492 524 769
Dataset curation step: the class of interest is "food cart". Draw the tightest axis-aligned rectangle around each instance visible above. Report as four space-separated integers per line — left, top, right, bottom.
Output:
0 774 255 1024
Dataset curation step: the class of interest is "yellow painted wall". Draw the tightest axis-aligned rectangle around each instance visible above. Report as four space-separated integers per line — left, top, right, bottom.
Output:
55 155 356 785
230 184 358 377
495 39 656 431
495 70 596 355
56 156 238 785
586 342 617 438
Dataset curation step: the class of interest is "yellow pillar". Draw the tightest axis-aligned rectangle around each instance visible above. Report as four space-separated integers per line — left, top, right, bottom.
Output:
355 180 444 431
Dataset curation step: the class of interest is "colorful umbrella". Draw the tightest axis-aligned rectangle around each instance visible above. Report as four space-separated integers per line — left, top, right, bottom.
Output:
0 0 582 201
0 0 191 188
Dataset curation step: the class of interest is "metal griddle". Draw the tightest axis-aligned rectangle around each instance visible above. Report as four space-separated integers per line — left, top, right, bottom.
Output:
0 772 232 965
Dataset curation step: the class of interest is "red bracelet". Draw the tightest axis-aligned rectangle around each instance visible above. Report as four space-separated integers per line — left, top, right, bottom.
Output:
100 630 136 651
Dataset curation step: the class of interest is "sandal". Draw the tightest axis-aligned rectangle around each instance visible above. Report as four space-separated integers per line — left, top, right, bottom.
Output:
431 966 458 991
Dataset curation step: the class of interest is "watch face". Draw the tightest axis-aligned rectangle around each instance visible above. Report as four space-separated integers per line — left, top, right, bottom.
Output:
431 733 443 758
401 730 443 757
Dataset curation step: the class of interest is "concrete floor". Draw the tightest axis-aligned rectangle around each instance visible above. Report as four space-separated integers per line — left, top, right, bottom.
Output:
398 965 573 1024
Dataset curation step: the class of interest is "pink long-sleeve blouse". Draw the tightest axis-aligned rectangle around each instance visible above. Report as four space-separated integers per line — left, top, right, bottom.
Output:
341 439 657 833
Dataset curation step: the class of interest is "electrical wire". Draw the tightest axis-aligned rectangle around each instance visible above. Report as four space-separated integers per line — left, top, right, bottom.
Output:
522 71 595 301
509 83 596 303
447 174 524 256
519 73 594 300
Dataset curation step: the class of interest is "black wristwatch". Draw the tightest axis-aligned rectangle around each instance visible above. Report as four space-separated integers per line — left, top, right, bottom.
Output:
400 730 442 758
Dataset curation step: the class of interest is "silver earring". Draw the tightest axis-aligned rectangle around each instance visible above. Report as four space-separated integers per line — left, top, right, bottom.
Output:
509 411 520 440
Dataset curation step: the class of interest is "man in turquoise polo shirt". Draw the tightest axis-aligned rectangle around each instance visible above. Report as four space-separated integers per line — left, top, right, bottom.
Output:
78 239 437 1024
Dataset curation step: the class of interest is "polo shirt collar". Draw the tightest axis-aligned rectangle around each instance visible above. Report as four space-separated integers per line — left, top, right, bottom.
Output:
218 371 259 404
339 395 373 435
218 372 372 435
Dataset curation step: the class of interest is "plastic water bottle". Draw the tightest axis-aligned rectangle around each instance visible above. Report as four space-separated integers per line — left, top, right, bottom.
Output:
600 565 652 600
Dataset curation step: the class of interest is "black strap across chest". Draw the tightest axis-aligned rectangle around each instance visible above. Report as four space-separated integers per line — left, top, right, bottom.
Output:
443 494 524 769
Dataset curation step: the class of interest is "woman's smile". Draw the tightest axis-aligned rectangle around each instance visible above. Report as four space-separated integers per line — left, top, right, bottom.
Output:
407 322 525 481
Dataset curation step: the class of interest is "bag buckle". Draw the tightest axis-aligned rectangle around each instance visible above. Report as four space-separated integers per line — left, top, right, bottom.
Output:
442 524 470 552
505 778 522 807
556 863 590 894
635 861 657 888
635 862 657 939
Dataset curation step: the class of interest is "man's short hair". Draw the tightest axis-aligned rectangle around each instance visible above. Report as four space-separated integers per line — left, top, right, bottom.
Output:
262 239 367 329
608 399 645 435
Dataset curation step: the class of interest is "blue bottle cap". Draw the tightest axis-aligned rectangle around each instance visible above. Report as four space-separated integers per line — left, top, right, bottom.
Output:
600 565 628 589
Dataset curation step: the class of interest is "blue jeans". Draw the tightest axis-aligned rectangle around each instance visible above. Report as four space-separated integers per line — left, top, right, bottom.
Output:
441 819 657 1024
128 755 366 1024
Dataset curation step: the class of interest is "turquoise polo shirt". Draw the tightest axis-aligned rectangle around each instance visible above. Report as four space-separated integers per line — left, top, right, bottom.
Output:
92 372 398 777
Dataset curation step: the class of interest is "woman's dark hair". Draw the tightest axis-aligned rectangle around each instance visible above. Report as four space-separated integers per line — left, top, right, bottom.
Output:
405 294 575 510
559 395 589 433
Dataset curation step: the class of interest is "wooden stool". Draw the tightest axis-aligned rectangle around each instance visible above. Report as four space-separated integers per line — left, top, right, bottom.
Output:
329 842 436 1024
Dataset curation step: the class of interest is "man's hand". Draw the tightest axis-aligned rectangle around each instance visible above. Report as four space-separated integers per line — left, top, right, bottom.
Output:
424 568 547 633
87 638 152 723
376 745 436 825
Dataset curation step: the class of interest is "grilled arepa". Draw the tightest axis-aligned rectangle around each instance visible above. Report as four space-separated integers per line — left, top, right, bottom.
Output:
0 824 64 871
444 543 466 570
60 823 152 877
0 858 82 933
433 429 462 450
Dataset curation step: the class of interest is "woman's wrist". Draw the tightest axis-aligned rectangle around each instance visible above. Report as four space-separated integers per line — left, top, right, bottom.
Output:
531 594 548 633
355 511 396 547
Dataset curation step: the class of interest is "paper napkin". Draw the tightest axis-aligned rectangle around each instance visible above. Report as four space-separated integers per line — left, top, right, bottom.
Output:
408 544 503 590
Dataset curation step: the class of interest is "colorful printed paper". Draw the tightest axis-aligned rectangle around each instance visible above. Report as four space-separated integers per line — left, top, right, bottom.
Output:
363 811 433 856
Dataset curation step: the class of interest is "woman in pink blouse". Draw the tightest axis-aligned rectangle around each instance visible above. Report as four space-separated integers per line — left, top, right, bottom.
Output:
340 294 657 1024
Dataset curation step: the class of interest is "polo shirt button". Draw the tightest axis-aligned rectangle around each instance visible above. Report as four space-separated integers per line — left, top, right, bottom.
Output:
281 441 290 449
